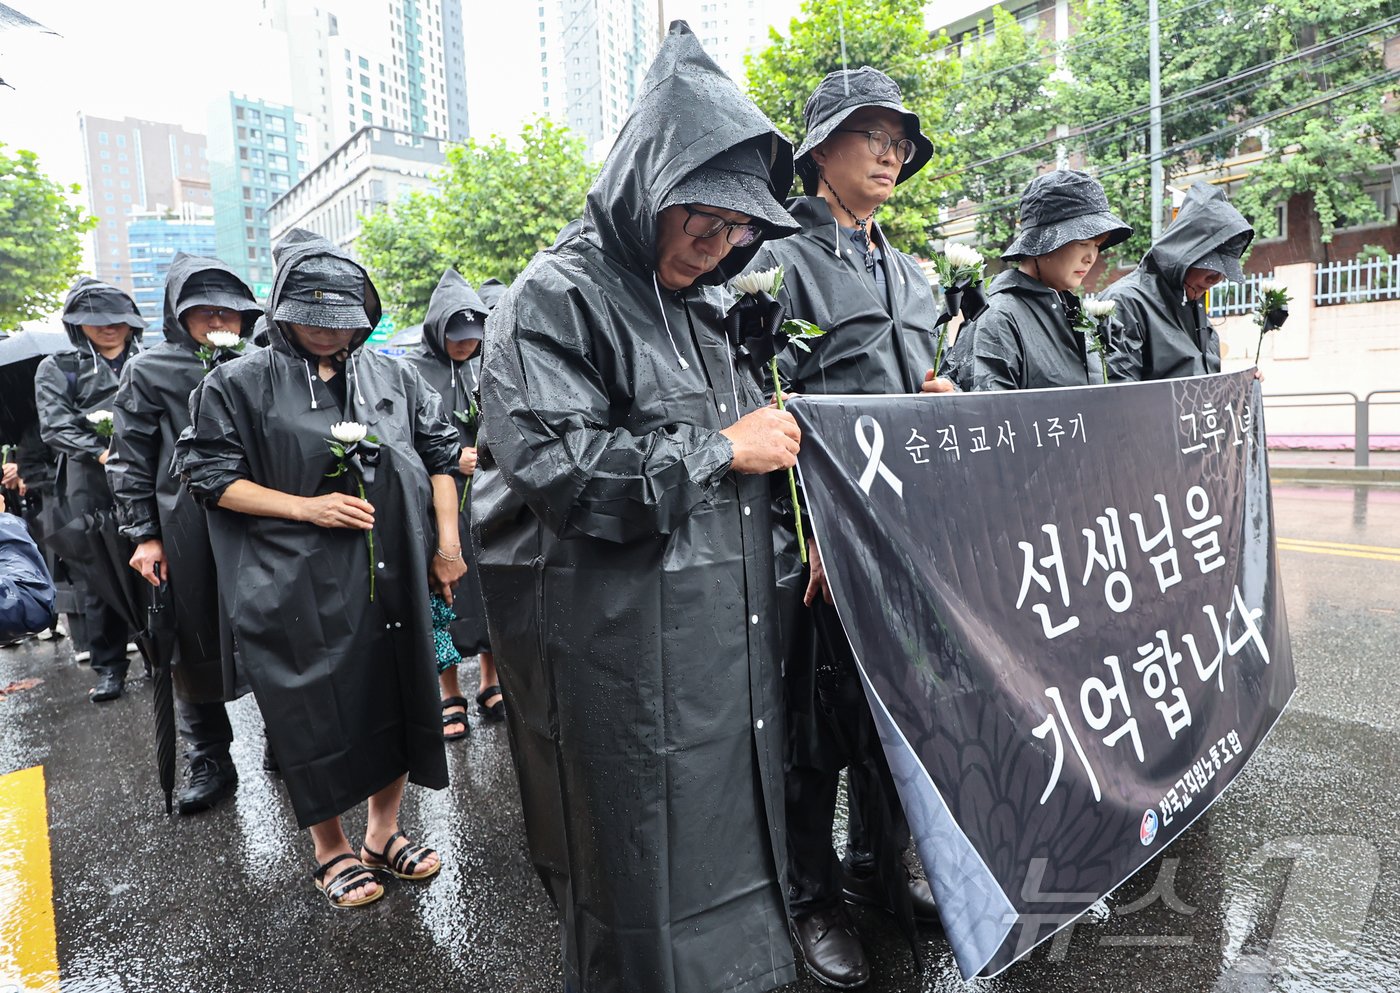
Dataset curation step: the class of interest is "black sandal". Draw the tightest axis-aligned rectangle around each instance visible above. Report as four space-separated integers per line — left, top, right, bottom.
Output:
441 696 471 741
361 830 441 881
475 684 505 722
312 853 384 909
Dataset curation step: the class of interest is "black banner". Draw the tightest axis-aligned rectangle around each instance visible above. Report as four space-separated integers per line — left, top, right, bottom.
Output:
788 370 1294 979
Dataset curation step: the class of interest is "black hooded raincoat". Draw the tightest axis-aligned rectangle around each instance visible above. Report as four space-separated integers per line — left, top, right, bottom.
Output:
403 269 490 653
36 278 144 519
473 22 797 993
175 231 456 828
107 254 259 702
943 269 1106 390
1102 182 1254 381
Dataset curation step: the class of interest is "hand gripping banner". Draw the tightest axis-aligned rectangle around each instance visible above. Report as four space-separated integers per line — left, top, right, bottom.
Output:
787 370 1294 979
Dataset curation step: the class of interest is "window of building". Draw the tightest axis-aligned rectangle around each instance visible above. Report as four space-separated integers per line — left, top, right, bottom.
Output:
97 131 109 144
361 91 371 105
243 186 252 200
99 150 110 159
269 116 285 133
248 247 258 261
244 207 254 220
362 109 373 122
359 55 370 69
115 134 126 147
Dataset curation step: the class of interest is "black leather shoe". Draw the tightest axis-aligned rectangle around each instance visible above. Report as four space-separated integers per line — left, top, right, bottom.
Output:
177 756 238 815
261 737 280 776
790 906 870 989
842 870 941 927
89 670 125 703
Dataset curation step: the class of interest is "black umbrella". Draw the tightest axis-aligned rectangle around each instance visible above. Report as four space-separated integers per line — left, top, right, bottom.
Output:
0 332 73 441
146 572 178 813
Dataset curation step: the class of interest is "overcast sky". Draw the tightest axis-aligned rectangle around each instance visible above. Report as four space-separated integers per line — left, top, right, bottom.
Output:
0 0 538 191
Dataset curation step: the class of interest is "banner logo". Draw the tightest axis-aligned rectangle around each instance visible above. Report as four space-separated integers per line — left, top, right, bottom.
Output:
854 415 904 499
1140 809 1159 846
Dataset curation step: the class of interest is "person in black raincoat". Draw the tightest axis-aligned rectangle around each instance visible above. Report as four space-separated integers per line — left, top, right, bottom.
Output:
1102 180 1254 381
473 21 804 993
107 254 262 814
943 170 1132 391
35 277 143 701
175 229 464 909
743 66 951 989
404 268 499 739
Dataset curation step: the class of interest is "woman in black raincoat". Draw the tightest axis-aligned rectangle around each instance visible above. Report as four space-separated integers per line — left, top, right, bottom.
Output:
944 170 1132 391
474 21 804 993
403 268 499 738
35 277 144 701
107 253 262 815
1101 180 1254 381
176 229 464 909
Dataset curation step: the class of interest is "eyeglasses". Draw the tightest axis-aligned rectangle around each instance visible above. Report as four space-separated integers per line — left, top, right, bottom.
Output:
681 205 762 248
187 307 238 321
832 128 916 164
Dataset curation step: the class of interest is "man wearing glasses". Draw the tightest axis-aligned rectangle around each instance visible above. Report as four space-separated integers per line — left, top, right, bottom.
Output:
474 23 807 993
745 66 951 989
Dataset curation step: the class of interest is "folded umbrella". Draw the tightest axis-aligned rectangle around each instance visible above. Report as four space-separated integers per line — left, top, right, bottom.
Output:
146 573 178 813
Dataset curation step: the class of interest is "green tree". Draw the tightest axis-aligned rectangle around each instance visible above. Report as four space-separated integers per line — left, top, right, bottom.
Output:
359 117 594 325
435 117 594 287
745 0 958 254
938 5 1061 256
359 192 450 326
0 145 95 330
1067 0 1400 261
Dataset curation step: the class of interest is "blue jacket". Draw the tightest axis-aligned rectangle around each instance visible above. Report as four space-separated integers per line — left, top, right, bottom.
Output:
0 514 56 640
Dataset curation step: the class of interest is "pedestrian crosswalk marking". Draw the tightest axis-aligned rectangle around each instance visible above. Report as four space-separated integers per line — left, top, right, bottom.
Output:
0 766 59 993
1278 537 1400 563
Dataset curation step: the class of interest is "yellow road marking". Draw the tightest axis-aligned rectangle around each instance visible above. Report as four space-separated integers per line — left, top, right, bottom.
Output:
0 766 59 993
1277 540 1400 564
1278 537 1400 555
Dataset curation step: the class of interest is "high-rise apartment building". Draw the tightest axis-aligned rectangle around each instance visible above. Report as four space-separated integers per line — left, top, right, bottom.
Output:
259 0 468 158
76 115 212 295
538 0 661 159
126 209 218 328
661 0 802 88
208 94 310 294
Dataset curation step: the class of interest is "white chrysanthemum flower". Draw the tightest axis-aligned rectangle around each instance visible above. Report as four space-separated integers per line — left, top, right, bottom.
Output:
1082 296 1117 318
919 260 941 287
731 266 783 297
330 421 368 445
206 331 242 350
1258 278 1288 295
85 410 114 425
943 242 984 270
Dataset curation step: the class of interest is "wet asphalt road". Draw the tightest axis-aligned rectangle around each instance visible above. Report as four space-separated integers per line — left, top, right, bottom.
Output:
1 481 1397 993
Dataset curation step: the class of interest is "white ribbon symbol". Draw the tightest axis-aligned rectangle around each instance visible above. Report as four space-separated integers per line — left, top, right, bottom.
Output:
855 415 904 499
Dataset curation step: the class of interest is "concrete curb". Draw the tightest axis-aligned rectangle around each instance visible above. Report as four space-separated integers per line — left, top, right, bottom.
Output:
1270 466 1400 485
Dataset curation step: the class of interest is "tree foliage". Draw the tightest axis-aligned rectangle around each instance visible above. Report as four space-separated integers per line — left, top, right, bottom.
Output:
359 118 594 325
0 145 96 331
745 0 958 254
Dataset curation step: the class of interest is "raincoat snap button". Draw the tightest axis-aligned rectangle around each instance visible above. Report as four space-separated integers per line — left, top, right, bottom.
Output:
750 614 758 624
377 561 385 569
755 719 764 730
743 506 751 516
394 622 402 628
719 403 727 413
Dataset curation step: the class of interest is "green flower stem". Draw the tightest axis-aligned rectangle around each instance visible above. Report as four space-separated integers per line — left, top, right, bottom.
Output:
1254 330 1264 366
356 476 375 602
1098 343 1109 385
933 327 948 376
771 355 807 565
459 473 472 512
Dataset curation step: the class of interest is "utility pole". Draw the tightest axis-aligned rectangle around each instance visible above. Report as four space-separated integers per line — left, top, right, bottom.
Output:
1149 0 1164 239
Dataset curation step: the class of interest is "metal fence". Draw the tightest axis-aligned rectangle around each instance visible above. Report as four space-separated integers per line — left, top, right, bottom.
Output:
1262 389 1400 466
1206 272 1273 318
1314 255 1400 306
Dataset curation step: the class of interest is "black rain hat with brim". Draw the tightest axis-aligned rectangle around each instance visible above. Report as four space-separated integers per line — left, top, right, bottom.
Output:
444 312 485 343
1002 169 1133 261
62 283 146 329
271 255 372 330
1191 230 1251 283
177 270 261 318
794 67 935 197
659 140 800 237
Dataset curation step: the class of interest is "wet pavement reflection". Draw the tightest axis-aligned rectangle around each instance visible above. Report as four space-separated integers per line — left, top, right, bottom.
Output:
0 481 1396 992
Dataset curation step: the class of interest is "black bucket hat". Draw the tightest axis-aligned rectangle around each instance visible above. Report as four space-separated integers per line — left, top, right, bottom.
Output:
271 255 372 329
1002 170 1133 261
794 67 935 197
178 270 261 318
660 139 800 237
62 281 145 329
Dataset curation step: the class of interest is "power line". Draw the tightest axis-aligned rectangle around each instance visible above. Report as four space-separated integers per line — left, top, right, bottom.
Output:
924 14 1397 185
939 67 1400 229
